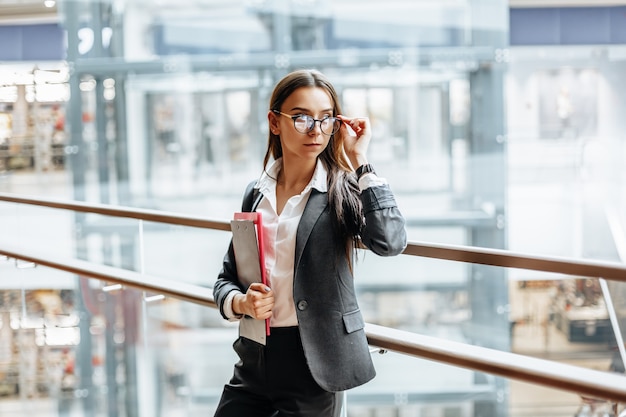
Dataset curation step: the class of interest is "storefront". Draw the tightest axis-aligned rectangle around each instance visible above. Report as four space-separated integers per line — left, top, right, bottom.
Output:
0 20 67 173
0 63 69 173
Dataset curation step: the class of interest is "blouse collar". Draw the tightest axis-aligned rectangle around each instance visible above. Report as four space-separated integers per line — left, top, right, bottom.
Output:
256 158 328 194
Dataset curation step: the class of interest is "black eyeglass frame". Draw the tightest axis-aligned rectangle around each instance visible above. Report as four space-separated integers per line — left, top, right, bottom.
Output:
272 110 342 136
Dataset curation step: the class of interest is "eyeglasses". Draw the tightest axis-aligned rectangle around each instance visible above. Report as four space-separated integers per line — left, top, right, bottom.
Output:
272 110 342 136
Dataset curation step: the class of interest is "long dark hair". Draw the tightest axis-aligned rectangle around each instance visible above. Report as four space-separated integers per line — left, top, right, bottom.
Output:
264 69 364 253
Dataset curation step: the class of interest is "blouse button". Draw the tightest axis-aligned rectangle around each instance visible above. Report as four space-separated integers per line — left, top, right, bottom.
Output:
297 300 308 311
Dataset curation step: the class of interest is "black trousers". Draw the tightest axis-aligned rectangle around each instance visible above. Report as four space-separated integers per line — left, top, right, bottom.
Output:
213 326 343 417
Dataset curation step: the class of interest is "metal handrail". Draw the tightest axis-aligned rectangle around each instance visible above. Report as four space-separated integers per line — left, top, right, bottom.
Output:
1 192 626 281
404 241 626 282
0 245 216 309
1 244 626 403
366 324 626 403
0 192 231 231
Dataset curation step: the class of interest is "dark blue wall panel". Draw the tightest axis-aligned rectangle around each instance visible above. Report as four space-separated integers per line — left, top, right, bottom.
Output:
609 6 626 43
510 6 626 45
509 8 560 45
0 24 64 61
22 24 65 60
560 7 610 44
0 26 24 60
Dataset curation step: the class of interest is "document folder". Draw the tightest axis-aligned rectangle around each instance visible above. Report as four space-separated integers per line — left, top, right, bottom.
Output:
231 212 270 345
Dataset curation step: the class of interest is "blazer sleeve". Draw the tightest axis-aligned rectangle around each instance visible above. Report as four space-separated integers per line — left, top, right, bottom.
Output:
359 183 407 256
213 181 256 319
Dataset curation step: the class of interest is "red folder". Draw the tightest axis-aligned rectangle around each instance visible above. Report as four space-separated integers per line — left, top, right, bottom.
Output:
232 212 270 336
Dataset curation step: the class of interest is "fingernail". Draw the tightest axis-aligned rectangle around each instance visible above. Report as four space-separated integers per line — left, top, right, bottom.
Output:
264 286 271 292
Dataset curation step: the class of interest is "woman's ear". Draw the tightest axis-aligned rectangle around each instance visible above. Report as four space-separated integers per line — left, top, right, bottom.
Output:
268 111 280 135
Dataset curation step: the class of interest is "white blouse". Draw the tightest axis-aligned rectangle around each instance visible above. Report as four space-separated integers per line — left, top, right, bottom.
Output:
223 158 386 326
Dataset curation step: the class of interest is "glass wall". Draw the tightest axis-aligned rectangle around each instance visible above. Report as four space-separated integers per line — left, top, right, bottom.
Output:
504 44 626 403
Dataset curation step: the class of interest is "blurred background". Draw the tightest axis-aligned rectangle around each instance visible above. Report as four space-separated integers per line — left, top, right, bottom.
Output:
0 0 625 416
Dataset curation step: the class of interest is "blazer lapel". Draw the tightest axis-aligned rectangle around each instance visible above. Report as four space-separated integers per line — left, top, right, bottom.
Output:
294 189 327 268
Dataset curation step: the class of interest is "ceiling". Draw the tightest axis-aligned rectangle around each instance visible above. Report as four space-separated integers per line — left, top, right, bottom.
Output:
1 0 626 25
0 0 58 23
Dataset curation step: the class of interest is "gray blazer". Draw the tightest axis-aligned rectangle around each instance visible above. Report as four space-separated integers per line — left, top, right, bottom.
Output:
214 179 407 392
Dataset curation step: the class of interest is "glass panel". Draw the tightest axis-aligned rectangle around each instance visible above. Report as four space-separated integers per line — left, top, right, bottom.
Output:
603 281 626 374
141 222 231 286
143 295 238 416
0 265 84 416
0 202 77 271
348 351 486 415
511 276 619 381
356 253 621 380
505 46 626 374
131 74 263 204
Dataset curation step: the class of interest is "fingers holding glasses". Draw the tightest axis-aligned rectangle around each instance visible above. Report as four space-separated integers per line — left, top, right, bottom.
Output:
338 116 371 166
338 116 371 141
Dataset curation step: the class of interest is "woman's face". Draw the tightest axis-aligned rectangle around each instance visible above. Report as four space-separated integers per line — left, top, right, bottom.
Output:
270 86 335 163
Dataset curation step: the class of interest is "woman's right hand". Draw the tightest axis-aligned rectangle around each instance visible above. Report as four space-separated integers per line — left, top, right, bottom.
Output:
233 282 274 320
337 115 371 170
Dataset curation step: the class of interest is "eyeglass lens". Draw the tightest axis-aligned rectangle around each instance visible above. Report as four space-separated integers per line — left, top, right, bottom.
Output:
294 115 341 135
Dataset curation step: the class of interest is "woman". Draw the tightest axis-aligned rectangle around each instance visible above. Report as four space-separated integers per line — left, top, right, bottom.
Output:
213 69 407 417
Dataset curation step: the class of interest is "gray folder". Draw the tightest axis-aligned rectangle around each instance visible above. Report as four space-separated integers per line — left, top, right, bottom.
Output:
230 219 266 345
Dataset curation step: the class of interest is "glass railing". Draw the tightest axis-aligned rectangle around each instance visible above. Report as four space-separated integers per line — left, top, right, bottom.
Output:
0 261 623 417
1 193 625 417
0 252 625 417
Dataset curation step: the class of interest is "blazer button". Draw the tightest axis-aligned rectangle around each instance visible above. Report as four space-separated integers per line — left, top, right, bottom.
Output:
297 300 308 311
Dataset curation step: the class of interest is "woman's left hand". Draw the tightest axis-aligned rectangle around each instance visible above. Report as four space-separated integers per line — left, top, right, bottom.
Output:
338 115 371 169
